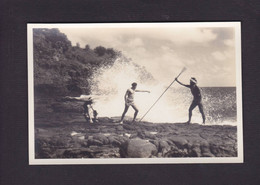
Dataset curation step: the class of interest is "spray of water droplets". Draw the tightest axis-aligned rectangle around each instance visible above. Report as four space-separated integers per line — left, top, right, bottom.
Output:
88 57 237 125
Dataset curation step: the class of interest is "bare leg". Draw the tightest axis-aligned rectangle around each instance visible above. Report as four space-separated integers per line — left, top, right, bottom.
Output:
83 102 88 115
88 106 94 123
131 104 139 122
198 103 206 124
93 110 98 122
83 103 92 123
120 104 129 122
188 101 197 123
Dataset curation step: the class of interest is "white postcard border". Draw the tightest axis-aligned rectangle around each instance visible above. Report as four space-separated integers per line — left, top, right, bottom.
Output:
28 22 243 165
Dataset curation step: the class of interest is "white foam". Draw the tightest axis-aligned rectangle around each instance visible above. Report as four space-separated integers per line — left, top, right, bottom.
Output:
89 57 237 126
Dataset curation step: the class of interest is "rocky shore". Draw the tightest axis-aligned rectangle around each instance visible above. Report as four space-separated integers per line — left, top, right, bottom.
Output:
35 114 237 158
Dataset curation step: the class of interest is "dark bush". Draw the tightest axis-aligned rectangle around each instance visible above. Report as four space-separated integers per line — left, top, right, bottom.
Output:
94 46 106 56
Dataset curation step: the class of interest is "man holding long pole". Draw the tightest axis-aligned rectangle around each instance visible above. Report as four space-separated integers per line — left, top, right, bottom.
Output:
175 77 206 124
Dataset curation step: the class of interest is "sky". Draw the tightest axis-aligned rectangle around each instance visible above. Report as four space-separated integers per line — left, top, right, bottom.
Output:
58 23 239 87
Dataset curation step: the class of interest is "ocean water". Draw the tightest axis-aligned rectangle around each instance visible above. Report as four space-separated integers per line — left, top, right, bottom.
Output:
167 87 237 124
92 86 237 125
200 87 237 124
88 59 237 125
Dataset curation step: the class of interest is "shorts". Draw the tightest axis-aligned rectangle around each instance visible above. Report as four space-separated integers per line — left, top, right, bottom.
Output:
126 99 135 106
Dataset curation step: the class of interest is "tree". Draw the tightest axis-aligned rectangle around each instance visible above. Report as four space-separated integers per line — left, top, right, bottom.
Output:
106 48 116 58
94 46 106 56
84 44 90 51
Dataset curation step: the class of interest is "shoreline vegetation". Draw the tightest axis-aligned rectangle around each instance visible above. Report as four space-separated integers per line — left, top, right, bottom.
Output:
33 28 153 98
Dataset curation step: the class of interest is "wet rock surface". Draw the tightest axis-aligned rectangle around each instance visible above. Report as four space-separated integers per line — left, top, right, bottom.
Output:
35 115 237 158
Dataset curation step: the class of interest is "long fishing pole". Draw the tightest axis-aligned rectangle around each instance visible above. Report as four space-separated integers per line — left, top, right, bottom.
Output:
139 67 187 122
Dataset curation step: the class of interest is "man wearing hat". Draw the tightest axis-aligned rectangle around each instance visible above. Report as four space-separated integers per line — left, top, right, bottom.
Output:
175 77 206 124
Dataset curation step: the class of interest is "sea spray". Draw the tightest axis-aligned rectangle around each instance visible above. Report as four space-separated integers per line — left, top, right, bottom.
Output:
88 57 237 125
89 57 182 123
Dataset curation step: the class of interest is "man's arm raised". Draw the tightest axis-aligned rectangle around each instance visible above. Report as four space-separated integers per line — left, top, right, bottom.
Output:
135 90 150 93
175 78 190 88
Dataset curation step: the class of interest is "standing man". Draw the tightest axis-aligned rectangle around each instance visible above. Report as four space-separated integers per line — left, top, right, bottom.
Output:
120 82 150 124
175 77 206 124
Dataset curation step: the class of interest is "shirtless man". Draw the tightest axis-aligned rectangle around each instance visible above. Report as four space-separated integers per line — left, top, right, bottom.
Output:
120 82 150 124
175 77 206 124
63 95 98 123
82 98 98 123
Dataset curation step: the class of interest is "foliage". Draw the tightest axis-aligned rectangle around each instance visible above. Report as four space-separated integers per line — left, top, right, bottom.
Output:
33 28 153 98
33 28 120 97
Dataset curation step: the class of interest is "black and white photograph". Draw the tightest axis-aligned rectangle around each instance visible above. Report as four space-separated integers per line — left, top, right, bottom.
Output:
28 23 243 164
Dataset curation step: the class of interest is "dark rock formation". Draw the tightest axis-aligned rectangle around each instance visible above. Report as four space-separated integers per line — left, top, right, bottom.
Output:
125 138 157 158
35 114 237 159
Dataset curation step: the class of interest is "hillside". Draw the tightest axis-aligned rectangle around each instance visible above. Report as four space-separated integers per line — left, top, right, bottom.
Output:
33 28 122 97
33 28 154 115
